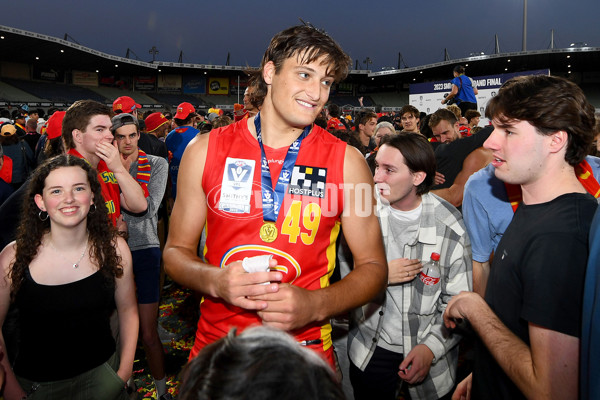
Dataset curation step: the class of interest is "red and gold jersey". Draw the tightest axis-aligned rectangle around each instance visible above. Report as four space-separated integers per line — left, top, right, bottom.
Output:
192 120 347 365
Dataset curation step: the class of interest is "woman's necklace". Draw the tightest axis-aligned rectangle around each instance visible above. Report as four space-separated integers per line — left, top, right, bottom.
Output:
48 238 88 269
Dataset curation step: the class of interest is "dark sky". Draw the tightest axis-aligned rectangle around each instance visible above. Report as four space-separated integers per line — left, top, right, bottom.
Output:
2 0 599 70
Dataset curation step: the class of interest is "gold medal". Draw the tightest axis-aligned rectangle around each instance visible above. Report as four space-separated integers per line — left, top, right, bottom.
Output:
259 221 278 243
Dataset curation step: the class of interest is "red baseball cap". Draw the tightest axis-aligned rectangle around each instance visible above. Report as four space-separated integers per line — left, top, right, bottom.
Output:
46 111 67 139
174 102 198 119
145 112 169 133
113 96 141 114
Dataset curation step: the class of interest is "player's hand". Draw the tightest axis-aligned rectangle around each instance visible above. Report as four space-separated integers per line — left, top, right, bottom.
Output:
255 284 317 331
443 291 485 329
96 141 125 173
434 171 446 185
398 344 434 384
388 258 422 284
214 259 282 311
452 373 473 400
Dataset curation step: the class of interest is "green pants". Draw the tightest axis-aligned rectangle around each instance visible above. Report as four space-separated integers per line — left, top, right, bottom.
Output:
17 352 129 400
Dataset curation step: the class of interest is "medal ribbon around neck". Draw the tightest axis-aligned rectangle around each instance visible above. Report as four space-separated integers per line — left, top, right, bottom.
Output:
254 112 311 233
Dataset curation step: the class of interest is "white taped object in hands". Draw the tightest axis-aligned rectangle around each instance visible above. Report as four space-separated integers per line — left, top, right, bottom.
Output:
242 255 273 273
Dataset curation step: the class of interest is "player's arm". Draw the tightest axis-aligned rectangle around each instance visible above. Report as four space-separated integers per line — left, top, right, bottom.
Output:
256 145 388 330
444 292 579 399
432 147 492 207
163 134 282 310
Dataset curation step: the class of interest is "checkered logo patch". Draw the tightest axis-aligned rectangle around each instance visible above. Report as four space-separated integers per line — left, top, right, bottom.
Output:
288 165 327 198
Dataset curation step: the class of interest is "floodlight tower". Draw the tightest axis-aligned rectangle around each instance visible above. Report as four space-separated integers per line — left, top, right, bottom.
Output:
522 0 527 51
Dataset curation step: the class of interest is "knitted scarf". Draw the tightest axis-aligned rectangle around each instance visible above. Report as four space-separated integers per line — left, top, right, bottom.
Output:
135 149 151 198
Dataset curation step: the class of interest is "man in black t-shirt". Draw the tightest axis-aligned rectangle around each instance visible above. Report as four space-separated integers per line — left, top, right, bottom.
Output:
443 75 598 399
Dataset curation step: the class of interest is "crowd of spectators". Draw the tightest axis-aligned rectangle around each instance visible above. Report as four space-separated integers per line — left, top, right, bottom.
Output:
0 25 599 400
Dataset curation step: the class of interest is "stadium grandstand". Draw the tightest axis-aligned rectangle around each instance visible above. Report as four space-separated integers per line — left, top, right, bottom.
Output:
1 23 600 114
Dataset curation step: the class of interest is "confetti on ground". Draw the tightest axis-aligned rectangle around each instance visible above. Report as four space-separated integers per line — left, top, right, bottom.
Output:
130 282 199 399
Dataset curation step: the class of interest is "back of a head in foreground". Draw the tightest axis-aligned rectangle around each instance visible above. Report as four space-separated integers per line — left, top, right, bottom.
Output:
178 326 346 400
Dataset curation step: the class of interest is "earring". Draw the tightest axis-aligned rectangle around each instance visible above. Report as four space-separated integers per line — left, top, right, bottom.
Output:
38 210 48 221
89 204 96 214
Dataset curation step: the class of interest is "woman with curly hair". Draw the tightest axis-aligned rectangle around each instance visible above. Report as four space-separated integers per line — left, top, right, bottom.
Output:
0 154 138 400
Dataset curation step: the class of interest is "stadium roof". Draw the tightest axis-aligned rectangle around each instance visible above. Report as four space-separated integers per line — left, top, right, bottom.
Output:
2 24 600 88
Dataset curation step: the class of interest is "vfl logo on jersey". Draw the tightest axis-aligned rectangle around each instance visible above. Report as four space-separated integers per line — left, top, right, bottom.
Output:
226 160 253 188
288 165 327 198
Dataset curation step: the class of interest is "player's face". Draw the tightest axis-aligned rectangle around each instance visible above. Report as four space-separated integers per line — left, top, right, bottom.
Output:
374 144 421 210
401 112 419 132
485 119 549 186
114 125 140 157
264 54 334 129
432 119 460 143
78 115 113 156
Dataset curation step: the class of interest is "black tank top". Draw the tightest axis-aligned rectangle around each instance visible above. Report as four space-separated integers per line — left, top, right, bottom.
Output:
14 268 116 381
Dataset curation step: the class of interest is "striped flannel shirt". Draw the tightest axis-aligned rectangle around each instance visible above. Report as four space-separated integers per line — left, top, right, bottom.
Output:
349 193 473 400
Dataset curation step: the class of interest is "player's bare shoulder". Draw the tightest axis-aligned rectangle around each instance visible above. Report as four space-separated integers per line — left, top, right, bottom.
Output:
343 143 372 183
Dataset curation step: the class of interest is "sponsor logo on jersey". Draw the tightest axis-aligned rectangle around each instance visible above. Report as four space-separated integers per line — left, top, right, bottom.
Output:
288 165 327 198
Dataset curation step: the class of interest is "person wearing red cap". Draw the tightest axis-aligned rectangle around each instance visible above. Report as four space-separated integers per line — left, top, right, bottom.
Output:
62 100 147 227
165 102 199 199
113 96 142 117
36 110 66 164
145 112 170 140
139 112 168 160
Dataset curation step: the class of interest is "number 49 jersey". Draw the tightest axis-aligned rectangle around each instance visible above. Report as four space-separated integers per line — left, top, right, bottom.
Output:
192 120 347 363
